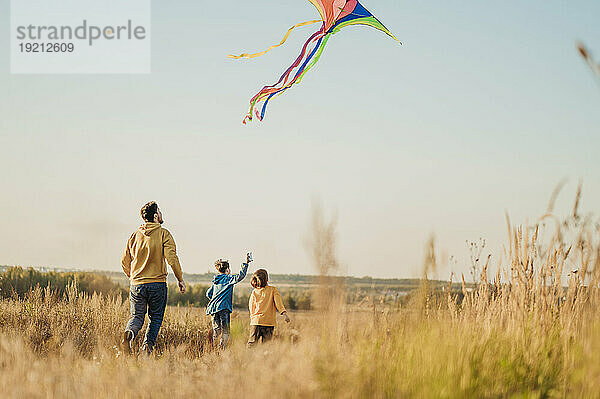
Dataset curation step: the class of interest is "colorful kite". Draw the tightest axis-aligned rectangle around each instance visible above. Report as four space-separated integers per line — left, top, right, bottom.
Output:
230 0 402 124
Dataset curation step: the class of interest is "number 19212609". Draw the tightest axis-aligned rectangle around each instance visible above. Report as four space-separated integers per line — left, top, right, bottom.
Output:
19 43 74 53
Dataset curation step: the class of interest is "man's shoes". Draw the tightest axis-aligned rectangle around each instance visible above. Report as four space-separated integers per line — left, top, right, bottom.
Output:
140 343 152 357
121 330 134 355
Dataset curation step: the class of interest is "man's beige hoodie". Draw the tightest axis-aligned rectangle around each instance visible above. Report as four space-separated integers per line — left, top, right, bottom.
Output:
121 222 183 285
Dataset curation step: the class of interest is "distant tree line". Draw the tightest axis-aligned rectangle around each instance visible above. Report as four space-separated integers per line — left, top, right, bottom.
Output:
166 283 209 307
4 267 466 311
0 267 314 310
4 266 448 311
0 267 126 299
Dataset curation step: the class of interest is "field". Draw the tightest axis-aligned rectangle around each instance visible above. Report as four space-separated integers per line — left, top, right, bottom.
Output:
1 196 599 398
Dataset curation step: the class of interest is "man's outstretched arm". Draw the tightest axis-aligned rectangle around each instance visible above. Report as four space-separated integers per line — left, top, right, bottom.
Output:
121 234 133 278
163 229 185 292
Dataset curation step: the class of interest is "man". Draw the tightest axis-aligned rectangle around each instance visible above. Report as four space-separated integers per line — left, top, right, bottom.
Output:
120 201 186 355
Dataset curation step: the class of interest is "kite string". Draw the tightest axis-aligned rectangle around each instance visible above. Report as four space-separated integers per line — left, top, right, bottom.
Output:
228 19 323 59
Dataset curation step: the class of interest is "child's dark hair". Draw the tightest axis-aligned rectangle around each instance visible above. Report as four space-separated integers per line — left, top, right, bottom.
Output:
251 269 268 288
214 259 230 273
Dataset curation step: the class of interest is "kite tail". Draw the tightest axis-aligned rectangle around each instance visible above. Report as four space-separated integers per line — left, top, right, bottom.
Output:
236 3 402 124
244 26 326 123
229 20 322 59
257 34 331 120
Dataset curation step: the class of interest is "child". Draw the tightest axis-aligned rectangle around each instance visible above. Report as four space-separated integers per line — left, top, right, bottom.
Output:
247 268 290 346
206 253 252 348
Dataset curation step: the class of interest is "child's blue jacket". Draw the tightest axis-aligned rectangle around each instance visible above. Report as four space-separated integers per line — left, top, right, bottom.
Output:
205 263 248 315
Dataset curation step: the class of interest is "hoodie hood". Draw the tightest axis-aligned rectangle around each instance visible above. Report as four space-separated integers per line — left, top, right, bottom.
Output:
139 222 161 236
213 273 231 284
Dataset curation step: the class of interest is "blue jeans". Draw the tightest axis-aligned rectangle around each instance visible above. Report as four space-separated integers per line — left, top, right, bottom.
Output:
211 309 231 349
125 282 167 352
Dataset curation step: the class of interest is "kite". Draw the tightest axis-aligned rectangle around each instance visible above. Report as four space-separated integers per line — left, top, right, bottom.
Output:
229 0 402 124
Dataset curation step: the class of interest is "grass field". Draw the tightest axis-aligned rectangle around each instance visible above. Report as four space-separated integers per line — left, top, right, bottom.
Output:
1 197 599 398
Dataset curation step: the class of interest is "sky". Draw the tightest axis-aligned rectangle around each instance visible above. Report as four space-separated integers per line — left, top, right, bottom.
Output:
0 0 599 279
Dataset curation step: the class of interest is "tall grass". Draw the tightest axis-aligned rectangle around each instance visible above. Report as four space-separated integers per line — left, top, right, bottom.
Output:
0 194 599 397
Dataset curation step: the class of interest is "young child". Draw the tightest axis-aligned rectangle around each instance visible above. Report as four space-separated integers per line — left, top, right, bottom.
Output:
247 268 290 346
206 253 252 348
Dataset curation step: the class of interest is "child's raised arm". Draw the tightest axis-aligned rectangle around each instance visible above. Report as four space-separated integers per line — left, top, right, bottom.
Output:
231 253 253 284
231 262 248 284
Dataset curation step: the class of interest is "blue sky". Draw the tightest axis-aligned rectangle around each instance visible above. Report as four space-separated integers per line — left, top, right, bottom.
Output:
0 0 599 278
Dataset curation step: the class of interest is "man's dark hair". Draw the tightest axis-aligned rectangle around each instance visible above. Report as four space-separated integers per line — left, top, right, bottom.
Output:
141 201 158 222
251 269 268 289
215 259 230 274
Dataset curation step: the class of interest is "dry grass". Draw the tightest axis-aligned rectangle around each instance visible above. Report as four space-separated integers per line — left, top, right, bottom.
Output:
1 196 599 398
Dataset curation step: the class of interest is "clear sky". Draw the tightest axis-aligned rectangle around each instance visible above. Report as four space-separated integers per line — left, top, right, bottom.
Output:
1 0 599 279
